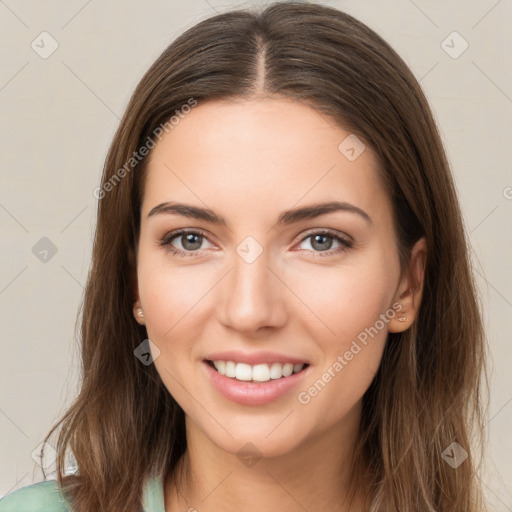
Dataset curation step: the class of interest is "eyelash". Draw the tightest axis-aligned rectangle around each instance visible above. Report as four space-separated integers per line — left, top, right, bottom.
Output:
158 228 353 258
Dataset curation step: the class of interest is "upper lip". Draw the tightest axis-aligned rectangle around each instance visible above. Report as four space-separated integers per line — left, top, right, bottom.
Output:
204 350 309 366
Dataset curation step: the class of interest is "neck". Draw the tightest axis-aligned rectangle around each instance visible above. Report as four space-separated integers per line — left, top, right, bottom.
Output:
164 402 369 512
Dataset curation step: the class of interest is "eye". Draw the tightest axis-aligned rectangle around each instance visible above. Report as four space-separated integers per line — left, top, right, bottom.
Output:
159 229 214 257
159 228 353 258
296 230 352 257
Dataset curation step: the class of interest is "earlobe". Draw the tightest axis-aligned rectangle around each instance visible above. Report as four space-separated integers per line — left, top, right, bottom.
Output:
388 295 413 333
130 251 145 324
133 301 145 325
132 281 145 325
388 237 427 333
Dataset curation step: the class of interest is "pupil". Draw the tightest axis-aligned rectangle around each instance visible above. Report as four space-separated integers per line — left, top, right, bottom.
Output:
312 234 332 251
183 234 201 250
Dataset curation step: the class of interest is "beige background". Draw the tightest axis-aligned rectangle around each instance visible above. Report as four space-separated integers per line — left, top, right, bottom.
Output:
0 0 511 507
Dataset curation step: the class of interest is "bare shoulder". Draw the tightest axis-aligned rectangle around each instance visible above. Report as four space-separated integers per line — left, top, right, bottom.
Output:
0 480 72 511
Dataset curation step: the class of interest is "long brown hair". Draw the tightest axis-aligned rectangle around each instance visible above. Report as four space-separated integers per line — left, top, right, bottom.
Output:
42 2 489 510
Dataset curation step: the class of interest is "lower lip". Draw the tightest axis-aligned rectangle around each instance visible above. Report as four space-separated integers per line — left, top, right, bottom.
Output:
202 361 310 406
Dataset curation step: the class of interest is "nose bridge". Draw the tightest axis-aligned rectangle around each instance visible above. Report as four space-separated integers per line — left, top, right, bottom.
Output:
220 237 284 332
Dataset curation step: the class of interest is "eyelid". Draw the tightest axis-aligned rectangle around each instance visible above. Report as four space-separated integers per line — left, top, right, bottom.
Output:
159 227 353 257
158 227 216 249
293 228 353 258
296 227 353 244
159 227 352 245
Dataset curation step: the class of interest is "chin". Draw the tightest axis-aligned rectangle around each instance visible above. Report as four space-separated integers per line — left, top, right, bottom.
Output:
194 416 306 460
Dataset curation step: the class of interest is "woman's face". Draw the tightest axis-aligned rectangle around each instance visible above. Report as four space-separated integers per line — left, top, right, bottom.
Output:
135 97 419 457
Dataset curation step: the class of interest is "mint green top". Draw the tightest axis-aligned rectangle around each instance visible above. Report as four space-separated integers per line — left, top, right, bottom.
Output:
0 474 165 511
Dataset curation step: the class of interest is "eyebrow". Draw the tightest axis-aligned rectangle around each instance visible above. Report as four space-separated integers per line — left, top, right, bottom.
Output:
147 200 372 226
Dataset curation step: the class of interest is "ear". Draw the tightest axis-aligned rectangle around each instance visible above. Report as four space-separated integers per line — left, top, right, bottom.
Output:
388 236 427 333
129 246 145 325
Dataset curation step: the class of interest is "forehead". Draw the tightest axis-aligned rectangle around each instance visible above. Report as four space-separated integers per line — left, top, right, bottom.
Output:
142 97 388 224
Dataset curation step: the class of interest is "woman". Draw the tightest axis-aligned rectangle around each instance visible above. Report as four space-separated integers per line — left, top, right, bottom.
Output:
0 1 489 510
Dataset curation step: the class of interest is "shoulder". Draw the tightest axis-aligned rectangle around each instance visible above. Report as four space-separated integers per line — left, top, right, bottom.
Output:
0 480 72 511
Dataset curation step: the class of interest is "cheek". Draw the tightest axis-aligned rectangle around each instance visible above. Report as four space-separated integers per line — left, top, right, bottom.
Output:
290 252 398 413
294 293 392 429
285 251 398 345
297 260 398 425
137 263 208 401
137 253 214 338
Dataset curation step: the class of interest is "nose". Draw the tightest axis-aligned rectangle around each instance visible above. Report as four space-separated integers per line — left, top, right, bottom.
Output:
218 247 287 334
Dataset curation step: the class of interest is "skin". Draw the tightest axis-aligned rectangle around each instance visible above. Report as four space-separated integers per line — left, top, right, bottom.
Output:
133 96 427 511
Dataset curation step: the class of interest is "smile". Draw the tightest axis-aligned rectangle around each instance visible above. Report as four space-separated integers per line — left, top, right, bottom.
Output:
203 359 311 406
208 360 308 382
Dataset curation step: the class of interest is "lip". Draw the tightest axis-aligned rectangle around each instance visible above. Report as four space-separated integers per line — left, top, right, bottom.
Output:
202 360 310 406
204 350 309 366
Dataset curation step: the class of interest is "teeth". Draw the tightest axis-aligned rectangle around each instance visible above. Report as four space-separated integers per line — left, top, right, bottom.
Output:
212 360 305 382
